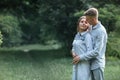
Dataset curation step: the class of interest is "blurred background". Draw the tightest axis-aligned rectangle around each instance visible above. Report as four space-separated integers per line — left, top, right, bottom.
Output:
0 0 120 80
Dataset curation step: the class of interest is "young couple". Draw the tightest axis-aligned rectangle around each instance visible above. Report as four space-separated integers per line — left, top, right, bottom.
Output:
72 8 107 80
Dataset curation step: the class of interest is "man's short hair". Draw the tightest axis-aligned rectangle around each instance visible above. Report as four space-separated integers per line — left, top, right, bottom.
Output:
84 8 98 18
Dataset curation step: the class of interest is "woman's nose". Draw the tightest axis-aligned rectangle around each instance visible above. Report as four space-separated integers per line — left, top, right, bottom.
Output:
83 22 86 25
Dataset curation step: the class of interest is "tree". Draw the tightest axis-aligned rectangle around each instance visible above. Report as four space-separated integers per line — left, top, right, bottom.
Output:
37 0 87 50
0 14 22 47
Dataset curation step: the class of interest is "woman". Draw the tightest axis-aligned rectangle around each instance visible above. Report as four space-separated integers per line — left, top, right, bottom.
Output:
72 16 92 80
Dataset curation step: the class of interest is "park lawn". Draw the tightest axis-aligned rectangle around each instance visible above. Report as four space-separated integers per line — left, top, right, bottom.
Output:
0 49 72 80
0 48 119 80
104 57 120 80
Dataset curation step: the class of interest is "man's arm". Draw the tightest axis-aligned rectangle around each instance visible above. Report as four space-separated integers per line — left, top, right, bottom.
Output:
79 32 105 61
73 33 93 64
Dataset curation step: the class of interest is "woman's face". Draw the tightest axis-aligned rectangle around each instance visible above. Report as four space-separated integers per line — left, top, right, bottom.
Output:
78 18 90 31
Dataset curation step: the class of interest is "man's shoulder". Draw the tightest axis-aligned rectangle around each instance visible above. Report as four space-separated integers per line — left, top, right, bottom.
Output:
96 24 106 33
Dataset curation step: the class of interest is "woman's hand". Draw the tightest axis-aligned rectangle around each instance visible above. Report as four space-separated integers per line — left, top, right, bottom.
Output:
72 55 80 64
72 52 77 58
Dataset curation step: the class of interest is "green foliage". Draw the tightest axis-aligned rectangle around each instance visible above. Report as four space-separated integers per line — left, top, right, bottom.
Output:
0 14 22 47
32 0 88 50
0 0 120 59
0 31 3 45
20 19 42 44
99 4 120 33
106 32 120 58
115 16 120 34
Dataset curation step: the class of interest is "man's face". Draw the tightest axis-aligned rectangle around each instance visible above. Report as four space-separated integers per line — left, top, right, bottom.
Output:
86 16 94 25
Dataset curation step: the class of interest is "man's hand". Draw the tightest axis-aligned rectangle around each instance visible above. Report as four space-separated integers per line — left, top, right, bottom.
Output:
73 55 80 64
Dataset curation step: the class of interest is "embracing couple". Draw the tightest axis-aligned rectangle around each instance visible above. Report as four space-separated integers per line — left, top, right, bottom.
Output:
72 8 108 80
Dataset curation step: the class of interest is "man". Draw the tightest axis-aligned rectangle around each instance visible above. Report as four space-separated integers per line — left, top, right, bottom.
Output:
73 8 108 80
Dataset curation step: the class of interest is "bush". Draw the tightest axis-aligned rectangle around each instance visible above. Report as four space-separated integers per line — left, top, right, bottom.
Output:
0 31 3 46
106 33 120 58
0 14 22 47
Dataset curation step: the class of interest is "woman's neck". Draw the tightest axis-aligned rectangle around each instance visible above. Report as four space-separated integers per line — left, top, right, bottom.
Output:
79 29 86 33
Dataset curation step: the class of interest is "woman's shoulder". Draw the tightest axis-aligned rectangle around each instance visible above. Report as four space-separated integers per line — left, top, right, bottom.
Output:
74 32 79 38
85 31 91 38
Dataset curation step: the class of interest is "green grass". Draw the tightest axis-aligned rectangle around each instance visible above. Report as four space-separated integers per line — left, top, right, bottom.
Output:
105 57 120 80
0 48 120 80
0 49 72 80
0 44 62 51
